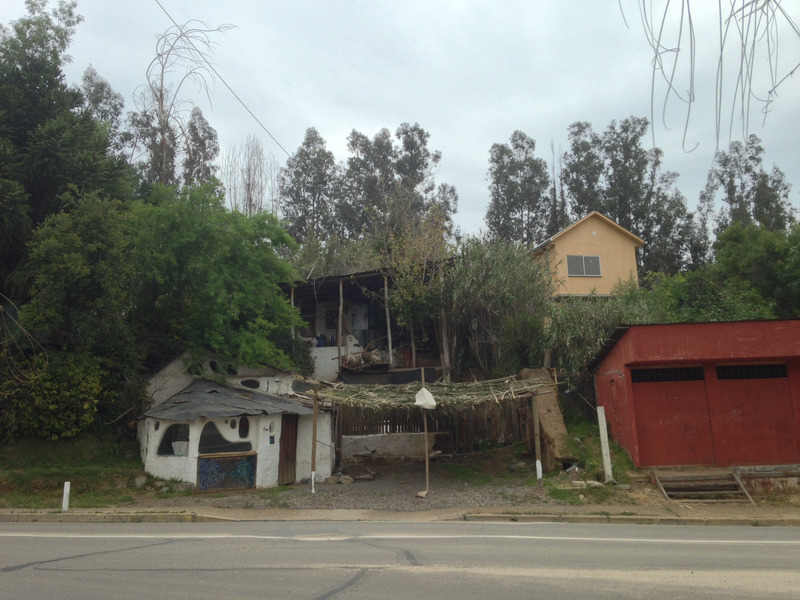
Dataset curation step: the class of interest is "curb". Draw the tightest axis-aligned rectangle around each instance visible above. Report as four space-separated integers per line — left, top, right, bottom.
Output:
0 511 199 523
2 510 799 526
462 513 800 527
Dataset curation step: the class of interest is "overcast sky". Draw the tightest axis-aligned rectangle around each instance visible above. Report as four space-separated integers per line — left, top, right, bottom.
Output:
5 0 799 236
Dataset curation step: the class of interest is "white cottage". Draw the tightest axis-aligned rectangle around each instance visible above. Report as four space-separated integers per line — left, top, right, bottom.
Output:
140 380 334 491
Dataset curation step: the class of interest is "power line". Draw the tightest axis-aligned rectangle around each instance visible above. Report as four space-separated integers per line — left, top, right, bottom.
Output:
153 0 292 158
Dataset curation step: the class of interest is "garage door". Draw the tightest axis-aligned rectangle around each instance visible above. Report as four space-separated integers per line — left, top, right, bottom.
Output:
712 364 800 466
632 367 715 467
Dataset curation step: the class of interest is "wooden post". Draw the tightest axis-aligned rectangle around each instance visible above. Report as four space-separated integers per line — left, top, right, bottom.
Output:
532 395 542 480
290 287 295 338
422 368 429 494
410 317 417 368
337 280 343 374
311 386 318 494
440 305 451 383
597 406 615 483
524 395 532 454
383 274 393 367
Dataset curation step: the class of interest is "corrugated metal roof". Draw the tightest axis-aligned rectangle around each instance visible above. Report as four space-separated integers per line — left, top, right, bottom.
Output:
143 380 314 421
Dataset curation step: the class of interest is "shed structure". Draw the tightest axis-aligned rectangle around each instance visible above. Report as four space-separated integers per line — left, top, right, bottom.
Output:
592 320 800 468
140 380 334 490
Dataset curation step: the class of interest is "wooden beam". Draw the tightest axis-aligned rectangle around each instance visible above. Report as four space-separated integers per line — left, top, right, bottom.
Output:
384 274 393 367
337 279 343 374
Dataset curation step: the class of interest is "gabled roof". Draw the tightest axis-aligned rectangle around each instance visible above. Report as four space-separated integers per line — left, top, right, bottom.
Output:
143 380 314 421
534 211 645 252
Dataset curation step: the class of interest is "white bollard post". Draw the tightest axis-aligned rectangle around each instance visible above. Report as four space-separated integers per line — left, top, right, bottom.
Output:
597 407 615 484
62 481 71 512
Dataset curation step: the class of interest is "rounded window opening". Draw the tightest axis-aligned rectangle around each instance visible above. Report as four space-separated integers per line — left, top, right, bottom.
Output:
157 423 190 456
240 378 259 389
230 419 237 429
239 416 250 439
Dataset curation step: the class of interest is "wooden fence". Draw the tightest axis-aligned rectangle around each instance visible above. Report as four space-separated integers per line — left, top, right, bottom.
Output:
335 396 533 455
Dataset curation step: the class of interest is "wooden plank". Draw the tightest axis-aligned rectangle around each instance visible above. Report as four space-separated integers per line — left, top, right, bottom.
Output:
732 470 756 506
384 275 393 368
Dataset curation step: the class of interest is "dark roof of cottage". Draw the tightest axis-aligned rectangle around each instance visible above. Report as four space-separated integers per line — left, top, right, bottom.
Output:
143 380 314 421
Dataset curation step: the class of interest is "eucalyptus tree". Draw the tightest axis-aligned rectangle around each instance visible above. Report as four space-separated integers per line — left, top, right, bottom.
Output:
340 123 457 246
702 134 794 235
484 131 551 246
562 117 698 275
80 65 127 154
127 19 231 186
181 106 219 187
279 127 340 243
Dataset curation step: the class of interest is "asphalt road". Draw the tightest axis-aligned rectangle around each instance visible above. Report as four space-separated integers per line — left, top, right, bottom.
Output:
2 521 799 599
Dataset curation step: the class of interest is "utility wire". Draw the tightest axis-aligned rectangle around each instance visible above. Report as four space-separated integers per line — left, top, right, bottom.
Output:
153 0 292 158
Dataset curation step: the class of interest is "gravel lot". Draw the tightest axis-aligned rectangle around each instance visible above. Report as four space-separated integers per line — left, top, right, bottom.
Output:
132 451 660 513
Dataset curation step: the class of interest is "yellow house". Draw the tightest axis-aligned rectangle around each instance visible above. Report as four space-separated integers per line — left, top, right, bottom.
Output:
536 212 644 297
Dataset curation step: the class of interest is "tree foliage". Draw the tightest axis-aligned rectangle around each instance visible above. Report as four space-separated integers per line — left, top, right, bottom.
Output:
0 351 104 441
127 19 231 187
644 269 775 323
712 222 799 319
562 117 698 275
181 106 219 188
127 184 302 370
0 0 129 300
545 279 650 407
444 238 554 378
485 131 551 246
701 134 794 235
221 135 279 216
279 127 339 243
341 123 457 246
22 193 136 367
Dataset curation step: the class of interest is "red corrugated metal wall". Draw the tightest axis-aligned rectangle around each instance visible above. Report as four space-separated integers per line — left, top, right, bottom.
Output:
632 380 714 466
710 377 798 466
594 321 800 468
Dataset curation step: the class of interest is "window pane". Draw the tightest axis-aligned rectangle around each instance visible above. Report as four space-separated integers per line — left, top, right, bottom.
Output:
566 255 584 276
584 255 601 276
716 364 787 380
632 367 705 382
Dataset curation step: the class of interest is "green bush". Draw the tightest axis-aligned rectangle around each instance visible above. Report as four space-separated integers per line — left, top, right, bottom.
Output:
1 351 107 440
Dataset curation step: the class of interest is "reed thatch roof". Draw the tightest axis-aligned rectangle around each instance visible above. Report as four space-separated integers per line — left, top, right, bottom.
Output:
292 375 555 415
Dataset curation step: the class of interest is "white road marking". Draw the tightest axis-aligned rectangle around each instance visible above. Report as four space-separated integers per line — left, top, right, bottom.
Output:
0 532 798 545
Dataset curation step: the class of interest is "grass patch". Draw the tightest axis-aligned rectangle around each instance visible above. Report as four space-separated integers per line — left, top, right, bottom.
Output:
0 433 146 509
0 433 141 469
563 418 635 484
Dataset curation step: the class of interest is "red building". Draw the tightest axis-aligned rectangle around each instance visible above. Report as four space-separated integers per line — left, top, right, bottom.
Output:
592 320 800 468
